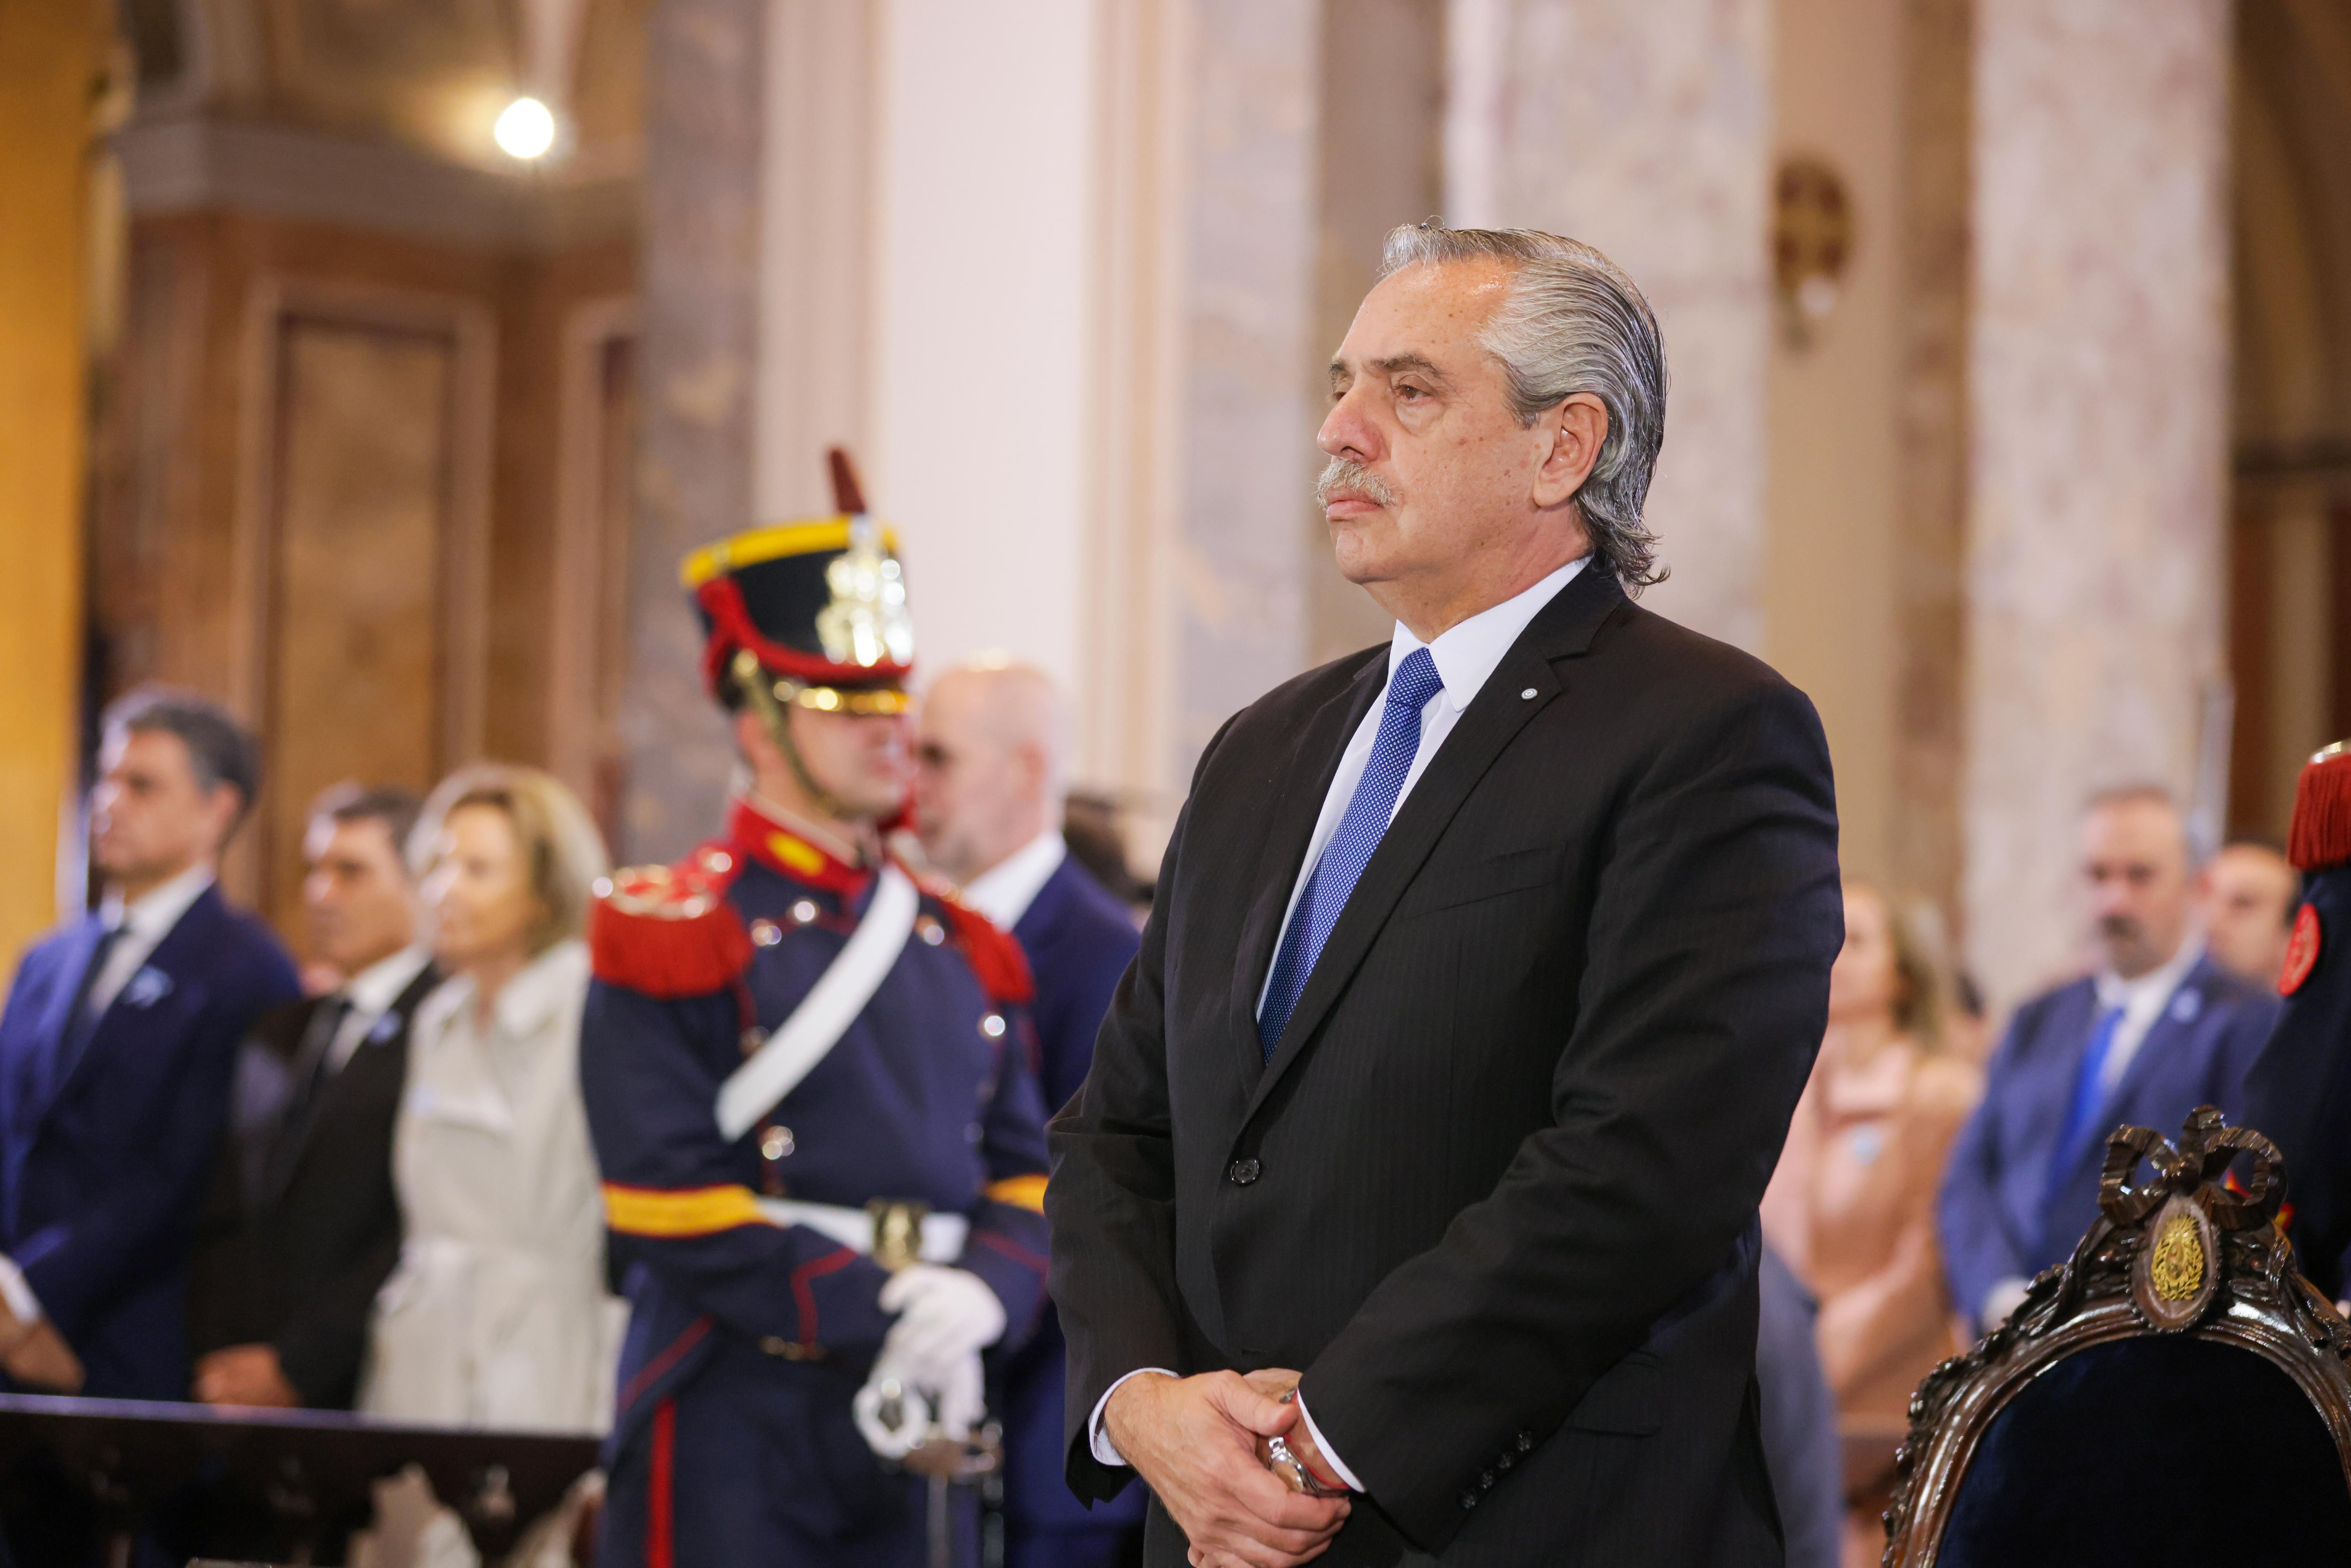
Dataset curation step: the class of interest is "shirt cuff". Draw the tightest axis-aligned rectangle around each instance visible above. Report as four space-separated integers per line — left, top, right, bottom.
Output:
1089 1367 1176 1466
1292 1389 1364 1492
0 1256 43 1325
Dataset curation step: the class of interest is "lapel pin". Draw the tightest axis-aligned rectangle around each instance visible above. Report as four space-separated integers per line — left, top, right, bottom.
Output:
2170 989 2201 1024
1520 687 1537 701
123 968 173 1009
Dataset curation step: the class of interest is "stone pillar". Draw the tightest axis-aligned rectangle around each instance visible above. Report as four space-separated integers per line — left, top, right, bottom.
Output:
1961 0 2231 1009
1168 0 1321 770
618 0 764 864
0 0 108 966
1445 0 1773 651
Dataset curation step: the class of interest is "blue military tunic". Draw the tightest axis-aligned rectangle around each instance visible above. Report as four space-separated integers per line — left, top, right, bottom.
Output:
581 796 1051 1568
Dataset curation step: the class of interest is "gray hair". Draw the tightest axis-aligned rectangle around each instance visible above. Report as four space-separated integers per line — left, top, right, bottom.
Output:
1378 221 1668 588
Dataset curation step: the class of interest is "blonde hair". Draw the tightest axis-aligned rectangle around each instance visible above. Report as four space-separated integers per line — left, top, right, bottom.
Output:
1847 879 1949 1053
410 764 609 953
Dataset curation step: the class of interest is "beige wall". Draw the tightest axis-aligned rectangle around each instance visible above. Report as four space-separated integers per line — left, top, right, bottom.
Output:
1763 0 1906 890
0 1 108 972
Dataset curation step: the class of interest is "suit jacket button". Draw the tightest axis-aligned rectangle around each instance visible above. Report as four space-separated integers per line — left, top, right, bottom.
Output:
1228 1158 1261 1185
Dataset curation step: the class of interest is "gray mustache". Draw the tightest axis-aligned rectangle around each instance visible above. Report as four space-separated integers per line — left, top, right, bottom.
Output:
1316 458 1400 510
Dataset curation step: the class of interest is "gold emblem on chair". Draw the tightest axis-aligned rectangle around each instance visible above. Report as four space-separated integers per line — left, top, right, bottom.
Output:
2148 1213 2206 1302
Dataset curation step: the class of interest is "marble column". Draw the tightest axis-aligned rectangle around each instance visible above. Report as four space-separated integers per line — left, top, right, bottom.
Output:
617 0 764 864
1445 0 1773 651
1961 0 2232 1009
1168 0 1321 772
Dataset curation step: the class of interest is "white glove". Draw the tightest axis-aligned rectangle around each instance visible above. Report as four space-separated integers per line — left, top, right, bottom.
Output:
875 1264 1007 1389
852 1353 986 1458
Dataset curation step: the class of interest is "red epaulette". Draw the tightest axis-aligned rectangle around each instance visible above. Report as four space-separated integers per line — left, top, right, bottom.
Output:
2289 744 2351 871
916 875 1035 1007
589 846 754 998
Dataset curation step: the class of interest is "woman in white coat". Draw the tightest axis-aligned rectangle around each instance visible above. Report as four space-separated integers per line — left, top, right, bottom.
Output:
361 765 622 1434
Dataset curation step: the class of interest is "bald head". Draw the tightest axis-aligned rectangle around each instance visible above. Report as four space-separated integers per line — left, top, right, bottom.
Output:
914 660 1069 884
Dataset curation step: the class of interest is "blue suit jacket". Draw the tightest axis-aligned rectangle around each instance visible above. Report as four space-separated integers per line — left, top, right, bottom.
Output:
0 884 300 1399
1938 953 2275 1329
1003 857 1143 1551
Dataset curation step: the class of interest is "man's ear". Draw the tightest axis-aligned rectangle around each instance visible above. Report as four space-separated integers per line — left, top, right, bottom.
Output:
206 785 246 853
1531 392 1609 510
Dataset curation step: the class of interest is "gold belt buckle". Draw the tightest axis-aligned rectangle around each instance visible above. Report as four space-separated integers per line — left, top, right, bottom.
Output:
867 1198 931 1273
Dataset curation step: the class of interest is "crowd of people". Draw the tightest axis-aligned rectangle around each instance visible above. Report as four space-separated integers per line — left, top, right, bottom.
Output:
0 640 1148 1566
1760 789 2298 1565
0 668 2315 1568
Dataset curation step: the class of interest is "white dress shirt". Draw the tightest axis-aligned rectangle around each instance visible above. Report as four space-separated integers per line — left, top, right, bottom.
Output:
322 945 434 1076
2088 937 2205 1097
958 830 1068 930
1093 554 1590 1485
87 861 216 1016
0 862 219 1327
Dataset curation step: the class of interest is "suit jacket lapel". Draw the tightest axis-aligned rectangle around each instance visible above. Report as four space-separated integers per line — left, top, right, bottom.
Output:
54 887 223 1107
1226 654 1388 1083
2099 960 2212 1132
1245 570 1626 1123
23 919 105 1130
268 963 439 1205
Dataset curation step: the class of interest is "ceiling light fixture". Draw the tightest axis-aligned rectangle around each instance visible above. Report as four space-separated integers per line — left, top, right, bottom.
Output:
494 96 558 160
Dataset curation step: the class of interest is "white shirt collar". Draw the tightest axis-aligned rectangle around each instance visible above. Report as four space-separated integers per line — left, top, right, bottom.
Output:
959 830 1068 929
1389 555 1589 711
2094 936 2205 1016
100 861 216 942
342 945 433 1019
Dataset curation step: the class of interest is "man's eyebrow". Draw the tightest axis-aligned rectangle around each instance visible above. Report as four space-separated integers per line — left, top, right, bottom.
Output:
1368 352 1447 383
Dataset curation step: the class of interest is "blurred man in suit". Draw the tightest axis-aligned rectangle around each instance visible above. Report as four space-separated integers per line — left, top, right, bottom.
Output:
190 784 434 1409
1939 787 2277 1336
2201 838 2298 990
1048 224 1843 1568
917 659 1146 1568
0 687 300 1400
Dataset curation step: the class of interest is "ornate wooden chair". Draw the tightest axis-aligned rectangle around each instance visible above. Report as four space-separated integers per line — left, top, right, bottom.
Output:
1881 1107 2351 1566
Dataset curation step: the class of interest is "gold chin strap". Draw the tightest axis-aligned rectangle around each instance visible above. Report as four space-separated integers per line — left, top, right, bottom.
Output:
731 649 887 822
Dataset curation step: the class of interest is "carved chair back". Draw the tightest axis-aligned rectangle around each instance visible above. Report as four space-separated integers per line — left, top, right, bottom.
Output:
1882 1108 2351 1566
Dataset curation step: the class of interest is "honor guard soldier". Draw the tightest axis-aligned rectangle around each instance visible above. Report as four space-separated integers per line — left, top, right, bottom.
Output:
2247 744 2351 1303
582 455 1052 1567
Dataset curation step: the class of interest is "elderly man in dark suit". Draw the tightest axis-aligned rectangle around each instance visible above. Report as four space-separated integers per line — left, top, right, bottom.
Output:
1939 786 2277 1336
189 783 436 1410
917 658 1147 1568
0 687 300 1401
1046 224 1843 1568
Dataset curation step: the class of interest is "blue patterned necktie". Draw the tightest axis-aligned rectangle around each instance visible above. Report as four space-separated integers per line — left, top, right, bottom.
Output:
1258 647 1446 1058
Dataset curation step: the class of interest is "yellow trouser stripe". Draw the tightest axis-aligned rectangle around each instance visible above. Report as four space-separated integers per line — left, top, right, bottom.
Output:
603 1182 766 1237
984 1174 1048 1214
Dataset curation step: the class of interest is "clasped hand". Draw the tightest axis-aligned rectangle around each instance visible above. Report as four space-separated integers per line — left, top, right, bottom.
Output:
0 1301 81 1394
1104 1369 1349 1568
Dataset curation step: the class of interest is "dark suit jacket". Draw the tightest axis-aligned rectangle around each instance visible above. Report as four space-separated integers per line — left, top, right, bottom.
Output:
1004 858 1146 1547
0 885 300 1400
1046 570 1844 1567
1937 954 2276 1328
187 963 437 1407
